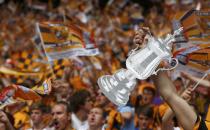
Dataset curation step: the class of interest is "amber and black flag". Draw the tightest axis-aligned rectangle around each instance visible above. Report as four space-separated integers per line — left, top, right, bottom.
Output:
172 8 210 49
36 22 99 61
0 50 53 87
173 43 210 77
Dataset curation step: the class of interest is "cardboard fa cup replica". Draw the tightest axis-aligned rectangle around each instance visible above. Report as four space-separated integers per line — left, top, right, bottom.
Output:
98 28 183 106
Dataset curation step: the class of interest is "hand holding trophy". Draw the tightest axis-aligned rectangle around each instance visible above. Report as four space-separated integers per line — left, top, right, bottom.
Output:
98 27 183 106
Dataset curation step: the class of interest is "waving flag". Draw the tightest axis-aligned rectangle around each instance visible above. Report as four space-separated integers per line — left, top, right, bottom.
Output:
173 43 210 77
0 66 44 87
197 1 210 34
9 50 45 72
51 59 71 79
172 9 210 50
36 22 99 61
172 9 200 42
0 50 54 87
0 85 41 109
13 85 41 101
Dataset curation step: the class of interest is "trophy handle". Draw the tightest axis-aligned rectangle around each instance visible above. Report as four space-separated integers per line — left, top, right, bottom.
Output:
153 58 178 75
128 44 140 56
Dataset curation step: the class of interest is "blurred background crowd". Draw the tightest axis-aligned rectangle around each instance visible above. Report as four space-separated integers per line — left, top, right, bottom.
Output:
0 0 209 130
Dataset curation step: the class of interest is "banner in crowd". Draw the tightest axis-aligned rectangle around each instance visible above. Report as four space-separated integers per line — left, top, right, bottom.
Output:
36 22 99 61
172 9 210 49
0 49 55 86
9 50 45 71
0 85 41 109
172 9 199 43
8 50 52 79
0 66 43 76
173 43 210 77
51 59 71 79
0 66 45 87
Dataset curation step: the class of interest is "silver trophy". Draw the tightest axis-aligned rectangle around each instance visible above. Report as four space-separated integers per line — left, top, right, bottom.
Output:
98 28 183 106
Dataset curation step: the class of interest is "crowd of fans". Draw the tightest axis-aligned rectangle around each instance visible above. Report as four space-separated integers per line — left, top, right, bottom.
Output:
0 0 209 130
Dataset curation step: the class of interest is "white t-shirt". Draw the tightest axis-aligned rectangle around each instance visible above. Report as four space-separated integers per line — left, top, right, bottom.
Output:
71 113 88 130
174 127 181 130
78 125 106 130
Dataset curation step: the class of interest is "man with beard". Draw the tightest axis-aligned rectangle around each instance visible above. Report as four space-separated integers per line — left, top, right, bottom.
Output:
51 101 74 130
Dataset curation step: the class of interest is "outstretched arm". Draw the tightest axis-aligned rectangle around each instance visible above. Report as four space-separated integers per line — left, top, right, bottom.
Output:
152 71 197 130
161 86 193 130
133 27 197 130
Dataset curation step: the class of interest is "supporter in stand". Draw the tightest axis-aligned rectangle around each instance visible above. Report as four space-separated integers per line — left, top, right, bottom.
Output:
26 102 51 130
79 105 106 130
69 89 92 130
50 101 74 130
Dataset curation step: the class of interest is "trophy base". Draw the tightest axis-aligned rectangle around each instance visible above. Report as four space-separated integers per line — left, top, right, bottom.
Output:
97 75 129 106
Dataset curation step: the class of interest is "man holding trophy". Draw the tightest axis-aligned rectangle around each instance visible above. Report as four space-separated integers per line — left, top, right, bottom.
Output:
97 27 210 130
97 26 181 107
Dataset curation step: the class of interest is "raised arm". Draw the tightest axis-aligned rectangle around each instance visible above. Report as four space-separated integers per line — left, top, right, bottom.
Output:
152 71 197 130
133 27 197 130
161 86 193 130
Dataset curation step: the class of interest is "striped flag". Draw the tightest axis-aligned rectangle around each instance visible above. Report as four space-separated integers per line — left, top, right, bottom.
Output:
0 85 42 109
36 22 99 61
